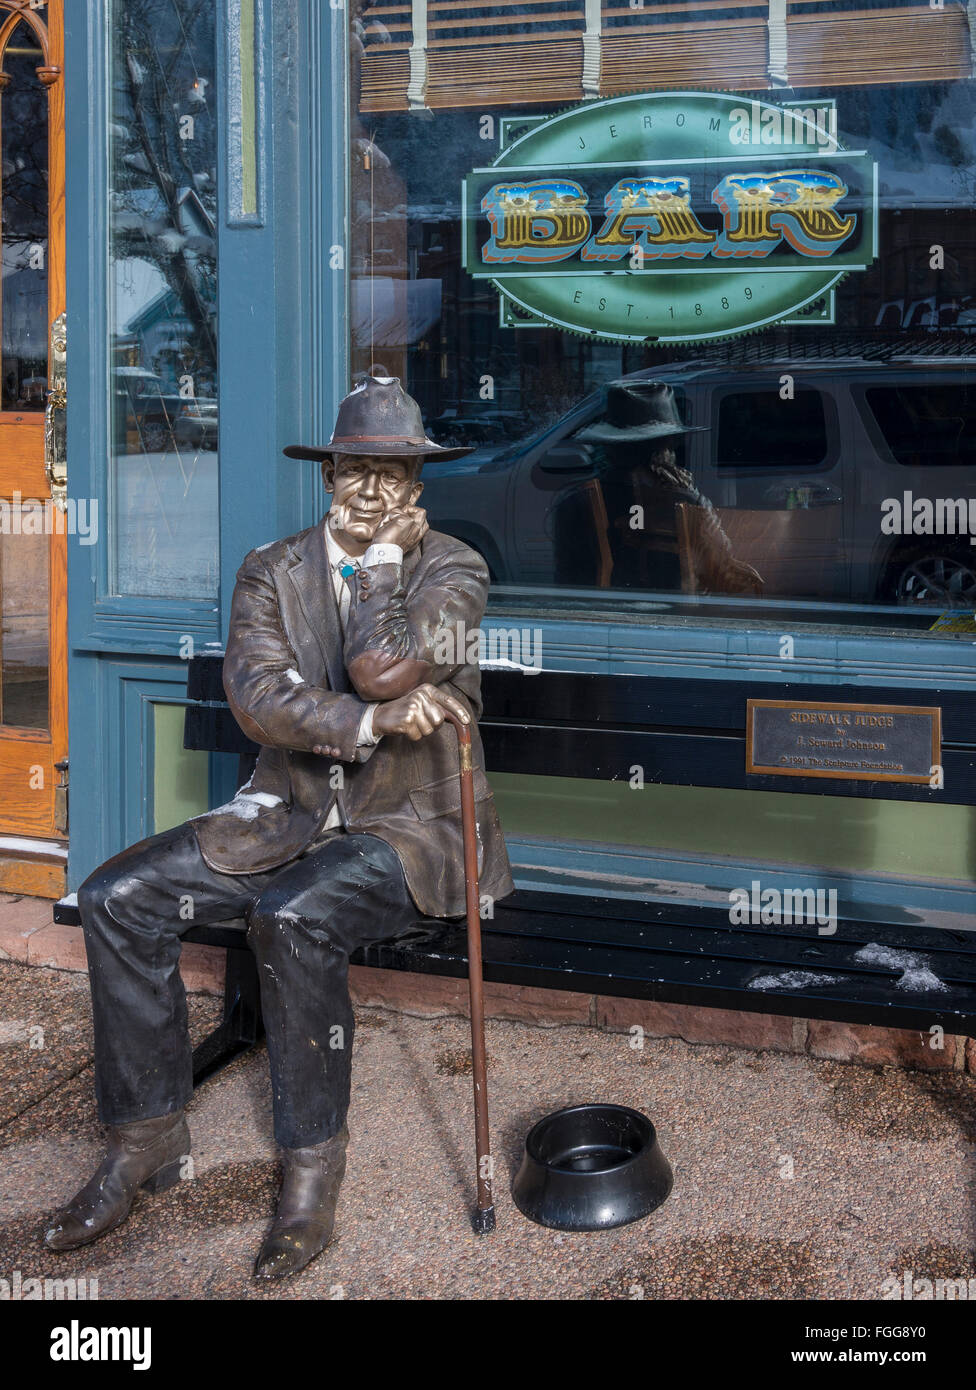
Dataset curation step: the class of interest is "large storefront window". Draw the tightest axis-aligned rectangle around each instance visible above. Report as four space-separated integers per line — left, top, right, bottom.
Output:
348 3 976 631
108 0 218 599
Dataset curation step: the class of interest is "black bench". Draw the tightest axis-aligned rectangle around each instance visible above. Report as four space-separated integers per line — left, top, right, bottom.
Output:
56 654 976 1081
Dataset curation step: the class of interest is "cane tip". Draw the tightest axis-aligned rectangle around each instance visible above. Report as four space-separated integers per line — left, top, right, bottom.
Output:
472 1205 496 1235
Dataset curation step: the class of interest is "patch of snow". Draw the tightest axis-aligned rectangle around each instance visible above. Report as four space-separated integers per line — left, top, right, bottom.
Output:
855 943 920 971
0 835 67 858
59 892 78 907
897 966 948 994
478 658 541 674
854 942 948 993
218 799 261 820
748 969 849 992
202 791 283 820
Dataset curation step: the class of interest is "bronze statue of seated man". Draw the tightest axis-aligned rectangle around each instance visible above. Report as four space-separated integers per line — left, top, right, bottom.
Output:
45 374 513 1280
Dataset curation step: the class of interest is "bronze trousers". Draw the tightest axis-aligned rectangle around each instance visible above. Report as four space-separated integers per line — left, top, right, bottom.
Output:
77 822 419 1148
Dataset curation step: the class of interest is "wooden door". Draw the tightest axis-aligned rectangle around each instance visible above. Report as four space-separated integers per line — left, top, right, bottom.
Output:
0 0 66 875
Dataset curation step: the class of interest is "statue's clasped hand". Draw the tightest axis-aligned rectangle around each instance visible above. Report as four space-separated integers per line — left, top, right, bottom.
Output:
373 683 469 742
370 505 428 553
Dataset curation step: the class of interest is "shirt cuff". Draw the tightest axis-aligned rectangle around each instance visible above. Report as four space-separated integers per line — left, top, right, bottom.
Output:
363 542 403 568
355 703 382 748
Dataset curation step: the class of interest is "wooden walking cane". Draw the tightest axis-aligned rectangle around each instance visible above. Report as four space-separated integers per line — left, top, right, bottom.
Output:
442 708 495 1234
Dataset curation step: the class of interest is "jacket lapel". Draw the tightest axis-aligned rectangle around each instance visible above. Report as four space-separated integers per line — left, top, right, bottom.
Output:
283 522 349 693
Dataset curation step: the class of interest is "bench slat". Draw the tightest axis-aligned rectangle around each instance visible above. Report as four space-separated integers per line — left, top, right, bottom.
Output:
357 924 976 1033
497 891 976 959
489 909 976 985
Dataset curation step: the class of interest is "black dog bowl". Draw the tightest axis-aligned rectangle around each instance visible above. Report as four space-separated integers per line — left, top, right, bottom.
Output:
512 1103 672 1232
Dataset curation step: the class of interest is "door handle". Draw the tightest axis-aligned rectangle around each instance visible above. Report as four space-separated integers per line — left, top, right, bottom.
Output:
45 312 67 512
54 758 69 836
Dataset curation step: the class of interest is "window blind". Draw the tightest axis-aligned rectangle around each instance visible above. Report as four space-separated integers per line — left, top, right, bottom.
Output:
601 0 769 94
786 1 972 87
359 0 589 111
356 0 974 112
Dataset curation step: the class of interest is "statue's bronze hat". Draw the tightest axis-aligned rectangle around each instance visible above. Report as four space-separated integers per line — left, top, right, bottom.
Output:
284 373 475 464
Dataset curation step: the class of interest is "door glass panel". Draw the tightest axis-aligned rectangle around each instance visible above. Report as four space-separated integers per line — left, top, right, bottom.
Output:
108 0 219 598
0 521 48 730
1 19 48 410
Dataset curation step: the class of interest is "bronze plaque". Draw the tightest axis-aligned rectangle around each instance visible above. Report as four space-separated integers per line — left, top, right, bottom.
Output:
746 700 941 784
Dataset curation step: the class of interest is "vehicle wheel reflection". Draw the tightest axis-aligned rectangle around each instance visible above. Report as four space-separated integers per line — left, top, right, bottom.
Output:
890 550 976 606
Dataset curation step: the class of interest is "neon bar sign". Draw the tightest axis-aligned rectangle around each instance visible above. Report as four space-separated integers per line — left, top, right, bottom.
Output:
462 91 877 344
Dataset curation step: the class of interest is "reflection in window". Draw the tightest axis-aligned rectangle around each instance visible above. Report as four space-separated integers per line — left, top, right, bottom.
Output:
717 392 829 471
1 525 48 730
864 386 976 467
1 18 48 411
348 5 976 628
108 0 218 599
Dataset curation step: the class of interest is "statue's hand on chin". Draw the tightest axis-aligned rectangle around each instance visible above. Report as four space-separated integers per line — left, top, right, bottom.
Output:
370 505 428 552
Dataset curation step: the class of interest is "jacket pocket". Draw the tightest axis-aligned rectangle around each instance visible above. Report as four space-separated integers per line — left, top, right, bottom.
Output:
408 766 492 821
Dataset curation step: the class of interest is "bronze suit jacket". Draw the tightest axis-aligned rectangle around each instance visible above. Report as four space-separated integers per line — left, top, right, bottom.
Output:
192 520 515 920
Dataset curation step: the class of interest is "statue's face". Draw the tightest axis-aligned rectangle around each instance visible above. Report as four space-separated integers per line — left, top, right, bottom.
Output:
323 453 423 550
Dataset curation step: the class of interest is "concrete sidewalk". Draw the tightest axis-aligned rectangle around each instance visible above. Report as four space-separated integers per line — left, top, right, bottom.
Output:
1 956 975 1300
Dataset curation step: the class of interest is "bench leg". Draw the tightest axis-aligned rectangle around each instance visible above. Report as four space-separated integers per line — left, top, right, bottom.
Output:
191 946 264 1086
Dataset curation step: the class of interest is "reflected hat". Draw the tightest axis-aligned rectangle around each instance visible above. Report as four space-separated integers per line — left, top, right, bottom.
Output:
283 373 475 464
576 379 707 444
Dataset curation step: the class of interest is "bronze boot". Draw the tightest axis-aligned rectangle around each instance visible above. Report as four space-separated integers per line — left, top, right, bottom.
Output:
44 1111 190 1252
254 1125 349 1281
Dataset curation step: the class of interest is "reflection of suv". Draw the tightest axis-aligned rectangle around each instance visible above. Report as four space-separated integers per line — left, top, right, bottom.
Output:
419 361 976 607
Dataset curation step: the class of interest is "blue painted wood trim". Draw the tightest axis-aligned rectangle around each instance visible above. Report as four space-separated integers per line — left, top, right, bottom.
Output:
64 0 107 652
217 0 317 632
508 836 976 923
66 658 198 887
482 609 976 687
293 0 349 531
